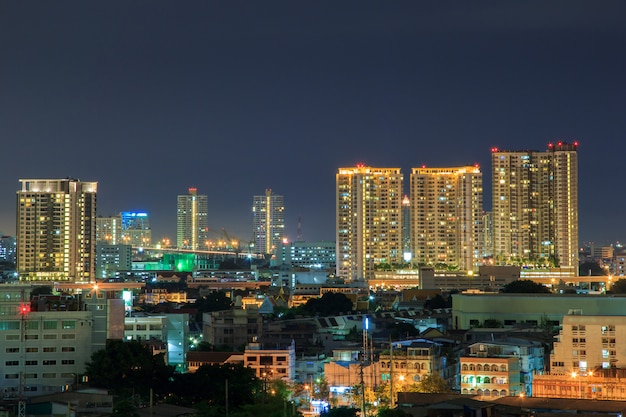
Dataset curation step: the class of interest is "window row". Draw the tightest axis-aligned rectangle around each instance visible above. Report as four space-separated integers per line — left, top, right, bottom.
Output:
6 347 75 353
5 359 75 366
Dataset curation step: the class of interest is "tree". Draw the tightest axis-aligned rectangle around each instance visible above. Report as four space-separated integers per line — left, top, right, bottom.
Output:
388 322 419 339
377 409 411 417
168 363 260 409
408 374 452 394
501 279 551 293
423 294 450 309
85 339 175 398
194 291 232 321
579 261 605 276
320 407 359 417
301 292 353 316
111 398 140 417
609 278 626 294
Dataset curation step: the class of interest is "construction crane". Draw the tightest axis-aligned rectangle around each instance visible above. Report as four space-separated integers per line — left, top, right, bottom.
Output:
220 228 241 252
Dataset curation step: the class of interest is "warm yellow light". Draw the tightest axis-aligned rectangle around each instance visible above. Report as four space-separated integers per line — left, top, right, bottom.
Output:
571 372 577 378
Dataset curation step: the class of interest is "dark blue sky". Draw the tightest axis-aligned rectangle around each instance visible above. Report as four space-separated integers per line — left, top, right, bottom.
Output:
1 1 625 245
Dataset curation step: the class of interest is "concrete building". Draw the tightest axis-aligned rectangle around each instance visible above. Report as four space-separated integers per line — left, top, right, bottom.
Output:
460 356 522 398
95 215 122 245
244 341 296 382
95 244 132 279
378 340 448 385
550 314 626 375
533 368 626 400
124 314 189 373
452 293 626 330
410 166 483 271
120 211 151 247
324 349 378 407
491 142 578 270
253 189 285 255
0 284 126 398
186 351 243 373
202 301 263 351
17 178 97 283
336 165 404 281
419 266 519 292
0 235 16 264
462 339 544 397
138 288 187 305
176 187 208 250
482 211 494 259
276 240 336 271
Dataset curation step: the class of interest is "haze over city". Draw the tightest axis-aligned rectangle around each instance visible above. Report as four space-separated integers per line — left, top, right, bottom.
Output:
2 2 625 244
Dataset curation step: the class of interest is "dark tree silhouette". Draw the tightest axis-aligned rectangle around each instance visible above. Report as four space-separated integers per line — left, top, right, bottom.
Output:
609 278 626 294
320 407 359 417
501 279 551 293
85 340 175 398
301 292 353 316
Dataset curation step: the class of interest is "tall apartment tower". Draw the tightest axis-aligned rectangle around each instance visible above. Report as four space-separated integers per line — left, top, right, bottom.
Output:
410 166 483 271
252 189 285 255
120 211 152 247
402 195 412 261
177 187 208 250
95 215 122 244
491 142 578 269
17 178 97 282
336 165 403 281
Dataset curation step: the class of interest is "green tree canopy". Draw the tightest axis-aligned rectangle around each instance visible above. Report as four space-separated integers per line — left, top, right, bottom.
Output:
408 374 452 394
168 363 259 409
301 292 353 316
501 279 551 293
423 294 450 310
609 278 626 294
320 407 359 417
194 291 233 320
85 339 175 398
388 322 420 339
377 408 412 417
579 261 606 276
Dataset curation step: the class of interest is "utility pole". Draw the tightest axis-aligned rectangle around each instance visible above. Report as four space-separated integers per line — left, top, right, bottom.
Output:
389 339 394 409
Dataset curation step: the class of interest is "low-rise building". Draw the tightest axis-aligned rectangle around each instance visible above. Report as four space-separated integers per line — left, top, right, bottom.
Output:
186 351 244 373
244 341 296 382
139 288 187 304
452 293 626 330
460 356 522 398
462 339 544 397
550 314 626 374
324 350 377 407
203 300 263 351
124 314 189 373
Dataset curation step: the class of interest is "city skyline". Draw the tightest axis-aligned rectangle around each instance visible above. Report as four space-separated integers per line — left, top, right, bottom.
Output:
2 2 625 245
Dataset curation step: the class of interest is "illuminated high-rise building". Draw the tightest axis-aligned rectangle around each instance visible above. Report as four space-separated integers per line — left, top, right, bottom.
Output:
16 178 97 282
120 211 151 247
252 189 285 255
177 187 208 250
96 215 122 244
410 166 483 271
402 195 412 262
336 165 403 281
491 142 578 269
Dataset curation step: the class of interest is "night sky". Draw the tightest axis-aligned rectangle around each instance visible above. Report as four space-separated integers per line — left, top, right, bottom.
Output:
1 2 625 245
